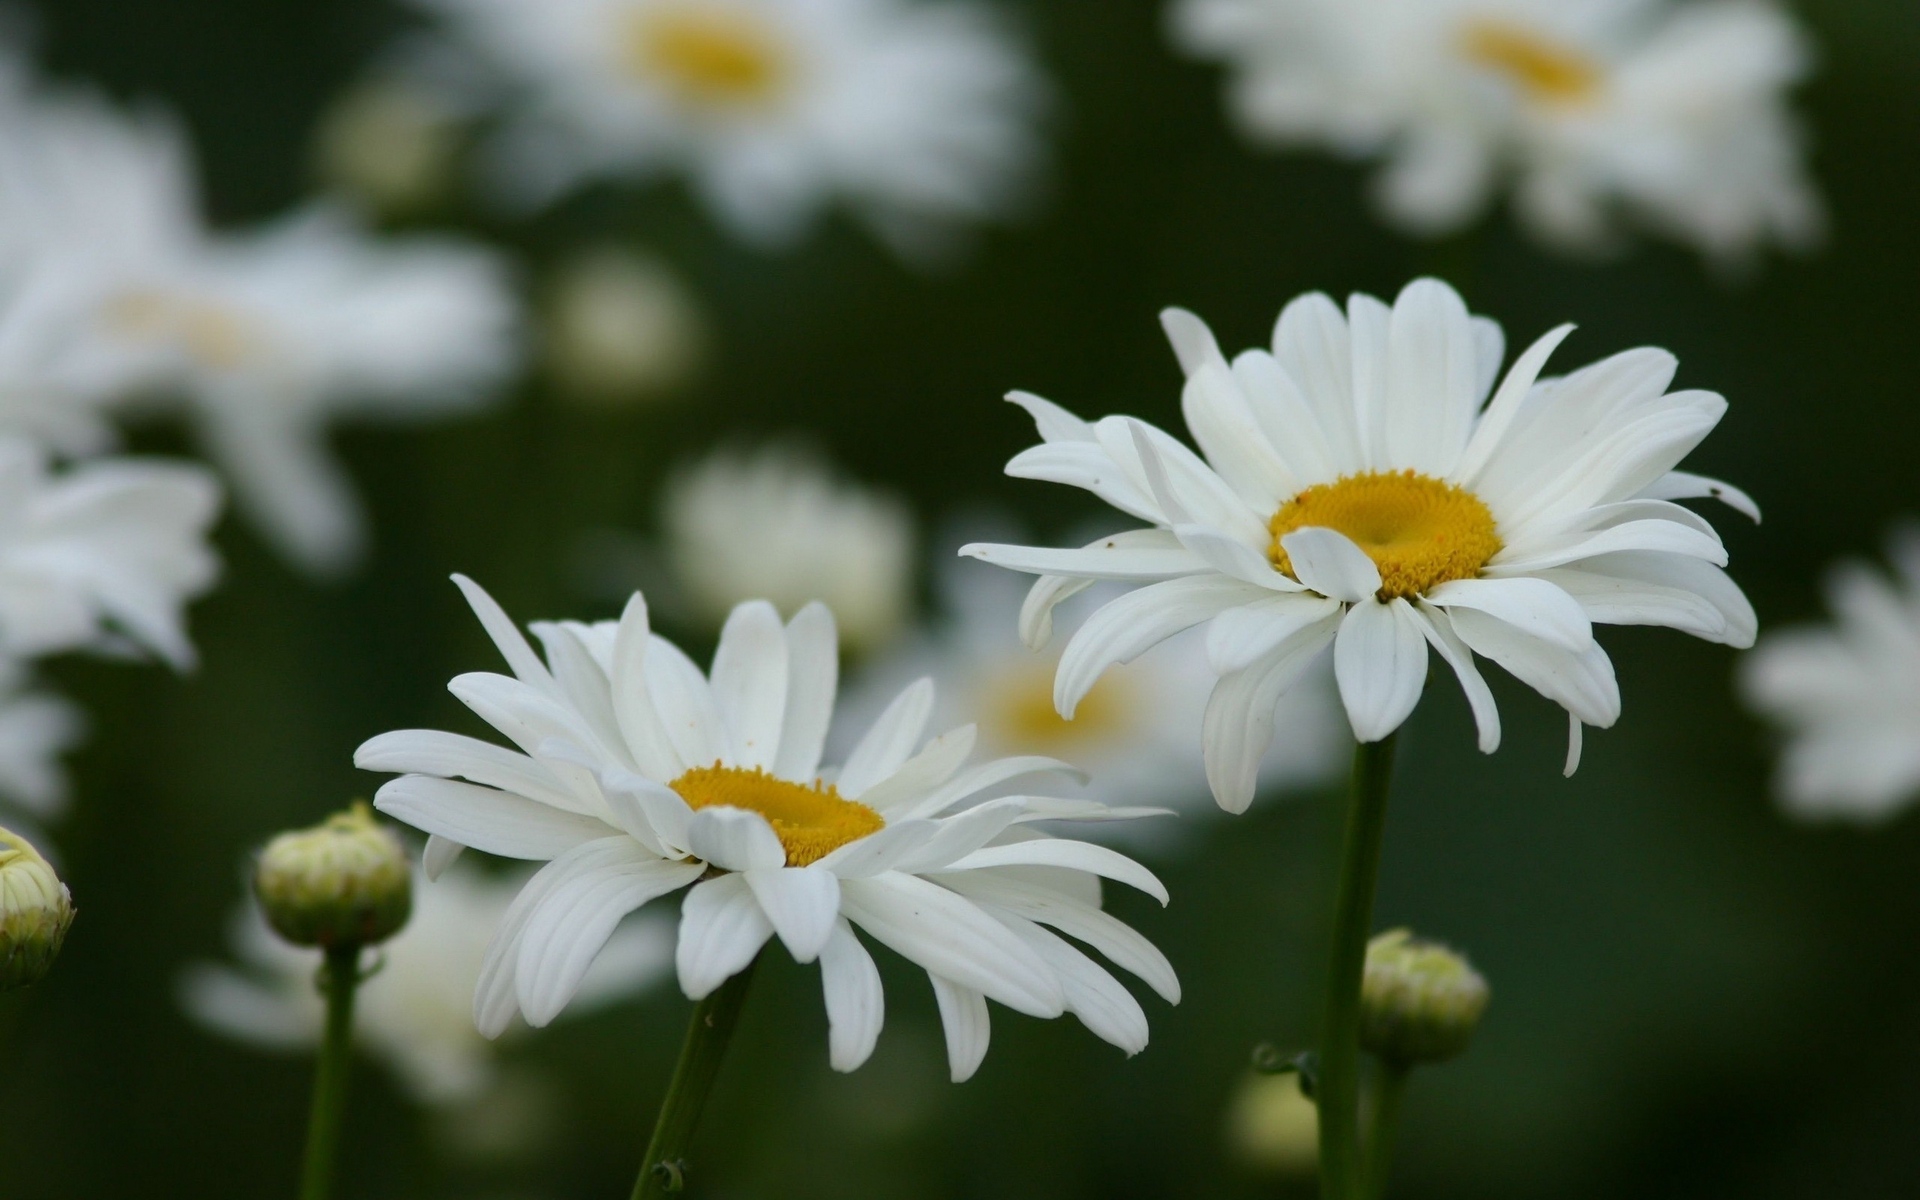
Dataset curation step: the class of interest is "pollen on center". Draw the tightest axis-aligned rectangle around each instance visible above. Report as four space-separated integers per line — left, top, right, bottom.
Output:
671 763 882 866
1269 470 1502 600
1459 20 1603 104
628 8 789 106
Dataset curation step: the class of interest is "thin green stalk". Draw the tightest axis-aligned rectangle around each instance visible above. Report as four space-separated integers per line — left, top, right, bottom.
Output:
1317 735 1399 1200
298 944 362 1200
1364 1063 1412 1200
630 958 759 1200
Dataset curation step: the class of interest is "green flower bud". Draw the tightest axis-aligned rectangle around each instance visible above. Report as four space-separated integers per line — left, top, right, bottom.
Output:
1 826 76 991
1359 928 1489 1066
254 802 412 949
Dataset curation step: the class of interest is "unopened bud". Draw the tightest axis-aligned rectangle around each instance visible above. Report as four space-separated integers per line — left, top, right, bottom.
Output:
1 826 75 991
312 77 460 215
544 247 706 405
1359 928 1489 1066
254 802 412 949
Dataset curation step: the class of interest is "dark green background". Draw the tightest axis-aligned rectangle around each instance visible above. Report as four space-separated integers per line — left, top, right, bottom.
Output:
5 0 1919 1196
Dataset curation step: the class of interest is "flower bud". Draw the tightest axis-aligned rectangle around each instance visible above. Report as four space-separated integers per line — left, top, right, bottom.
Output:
254 802 412 949
544 247 706 406
1359 928 1489 1066
0 826 75 991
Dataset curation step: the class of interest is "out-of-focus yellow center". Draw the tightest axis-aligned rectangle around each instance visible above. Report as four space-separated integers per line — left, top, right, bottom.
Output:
1269 471 1501 600
105 291 260 369
626 8 787 106
1460 20 1602 104
671 764 882 866
983 660 1136 751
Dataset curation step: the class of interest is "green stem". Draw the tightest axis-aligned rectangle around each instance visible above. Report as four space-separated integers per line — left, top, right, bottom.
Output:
630 958 759 1200
1364 1063 1412 1200
1316 735 1399 1200
298 944 362 1200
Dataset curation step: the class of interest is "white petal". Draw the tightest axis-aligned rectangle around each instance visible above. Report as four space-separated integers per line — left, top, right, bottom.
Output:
931 975 992 1082
451 574 554 691
1006 441 1161 525
819 919 884 1072
839 873 1064 1018
644 635 730 769
422 834 466 880
885 755 1086 823
1205 594 1343 675
354 729 579 812
1054 575 1271 717
1171 523 1301 590
1019 574 1093 650
473 836 631 1036
1488 518 1728 574
1202 613 1342 812
608 594 685 781
887 797 1032 874
1006 390 1094 443
710 600 788 770
516 850 703 1026
1115 417 1269 545
941 870 1179 1004
1271 290 1360 469
1564 715 1584 777
686 806 786 871
676 874 775 1000
1160 306 1228 376
1000 915 1149 1056
1451 323 1576 484
838 677 935 797
811 818 941 878
1333 599 1429 743
1424 577 1593 651
854 725 977 813
940 839 1168 906
743 867 841 963
1449 608 1621 727
373 775 616 859
958 533 1206 580
1280 527 1382 603
1382 278 1478 475
772 602 838 781
1410 604 1500 753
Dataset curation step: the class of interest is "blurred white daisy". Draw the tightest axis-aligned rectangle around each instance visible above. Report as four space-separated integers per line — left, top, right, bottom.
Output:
358 577 1177 1081
0 656 82 831
543 246 706 405
1739 529 1920 823
180 861 675 1104
663 445 914 652
839 543 1345 842
963 278 1756 809
412 0 1047 254
0 59 521 575
1170 0 1821 262
0 436 221 670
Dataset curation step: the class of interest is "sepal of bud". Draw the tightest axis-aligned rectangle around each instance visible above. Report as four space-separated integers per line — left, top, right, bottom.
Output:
1359 928 1489 1066
254 802 412 949
0 827 75 991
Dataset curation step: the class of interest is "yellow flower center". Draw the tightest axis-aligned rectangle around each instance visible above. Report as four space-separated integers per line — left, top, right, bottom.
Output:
983 660 1136 753
105 290 261 369
1269 471 1502 601
626 7 788 107
1460 20 1603 104
671 764 883 867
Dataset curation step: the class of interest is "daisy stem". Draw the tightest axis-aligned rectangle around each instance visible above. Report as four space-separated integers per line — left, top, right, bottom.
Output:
1364 1062 1412 1199
297 943 362 1200
1317 734 1399 1200
631 956 760 1200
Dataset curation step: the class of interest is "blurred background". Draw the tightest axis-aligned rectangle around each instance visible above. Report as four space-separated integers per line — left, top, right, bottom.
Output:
4 0 1919 1196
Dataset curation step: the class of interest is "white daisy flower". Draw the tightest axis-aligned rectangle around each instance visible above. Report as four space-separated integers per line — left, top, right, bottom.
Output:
663 445 914 652
0 62 521 575
962 278 1757 810
1170 0 1821 262
357 576 1177 1081
1739 529 1920 823
180 861 675 1104
0 436 221 670
0 656 83 830
412 0 1047 254
839 544 1346 839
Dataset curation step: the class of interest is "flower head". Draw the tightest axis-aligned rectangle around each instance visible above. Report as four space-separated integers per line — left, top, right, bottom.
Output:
663 445 914 652
0 58 520 575
0 823 74 991
963 278 1756 810
1359 928 1489 1066
254 803 415 949
359 576 1177 1080
1740 528 1920 823
1170 0 1821 262
412 0 1048 254
182 860 673 1104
